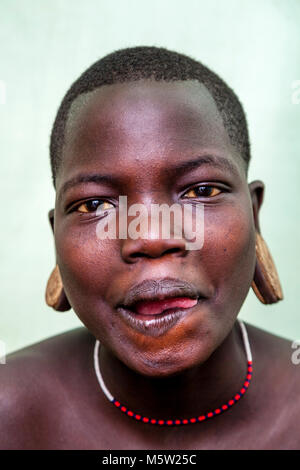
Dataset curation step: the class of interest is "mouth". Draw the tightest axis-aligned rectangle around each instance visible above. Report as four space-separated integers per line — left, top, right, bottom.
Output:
116 297 204 337
121 296 199 316
115 278 207 337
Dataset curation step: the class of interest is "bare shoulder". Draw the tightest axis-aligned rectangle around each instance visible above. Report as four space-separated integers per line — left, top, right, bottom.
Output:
245 319 295 349
245 320 300 380
244 321 300 446
0 327 94 449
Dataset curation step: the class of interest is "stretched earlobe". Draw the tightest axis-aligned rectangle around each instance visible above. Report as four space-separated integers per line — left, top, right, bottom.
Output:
45 264 71 311
48 208 55 233
251 232 283 304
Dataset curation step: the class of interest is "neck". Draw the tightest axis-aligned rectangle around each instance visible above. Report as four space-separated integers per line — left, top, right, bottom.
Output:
97 320 248 420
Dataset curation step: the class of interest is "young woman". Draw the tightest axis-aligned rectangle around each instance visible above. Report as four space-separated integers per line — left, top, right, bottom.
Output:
1 46 298 450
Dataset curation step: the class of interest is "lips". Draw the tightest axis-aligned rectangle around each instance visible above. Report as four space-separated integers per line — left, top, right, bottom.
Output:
116 278 206 317
114 278 207 336
133 297 198 315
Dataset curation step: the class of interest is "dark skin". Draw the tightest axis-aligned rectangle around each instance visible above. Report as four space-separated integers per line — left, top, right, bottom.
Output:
1 80 299 450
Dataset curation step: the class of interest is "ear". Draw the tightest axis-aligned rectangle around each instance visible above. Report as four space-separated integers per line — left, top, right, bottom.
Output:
48 209 55 234
248 180 265 233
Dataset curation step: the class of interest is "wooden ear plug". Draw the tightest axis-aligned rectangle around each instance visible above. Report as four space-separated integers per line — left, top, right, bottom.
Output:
251 232 283 304
45 265 71 311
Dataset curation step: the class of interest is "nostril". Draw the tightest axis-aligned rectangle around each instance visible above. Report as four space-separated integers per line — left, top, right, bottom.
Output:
164 247 182 255
130 248 181 259
130 252 149 259
121 237 187 262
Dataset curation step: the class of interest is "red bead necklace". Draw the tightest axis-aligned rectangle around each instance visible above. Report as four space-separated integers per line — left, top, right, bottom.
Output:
93 319 252 426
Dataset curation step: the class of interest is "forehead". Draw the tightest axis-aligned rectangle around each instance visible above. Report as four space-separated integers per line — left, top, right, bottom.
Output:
58 80 243 189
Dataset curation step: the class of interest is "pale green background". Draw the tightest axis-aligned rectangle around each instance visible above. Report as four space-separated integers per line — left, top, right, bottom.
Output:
1 0 299 354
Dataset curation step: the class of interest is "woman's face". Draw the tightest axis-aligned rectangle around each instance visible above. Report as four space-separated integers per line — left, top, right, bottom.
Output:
53 79 263 377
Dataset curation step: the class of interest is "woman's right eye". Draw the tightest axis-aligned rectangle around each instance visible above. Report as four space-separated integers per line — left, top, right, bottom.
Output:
75 199 115 213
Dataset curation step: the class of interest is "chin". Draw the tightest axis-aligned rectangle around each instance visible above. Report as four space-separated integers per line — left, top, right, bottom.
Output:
118 339 215 379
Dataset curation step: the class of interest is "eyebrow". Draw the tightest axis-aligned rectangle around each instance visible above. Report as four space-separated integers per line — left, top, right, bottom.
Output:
167 155 240 178
59 173 120 200
59 155 240 199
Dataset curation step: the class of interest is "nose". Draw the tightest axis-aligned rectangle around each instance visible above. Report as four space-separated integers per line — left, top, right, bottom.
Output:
121 236 188 263
120 209 188 263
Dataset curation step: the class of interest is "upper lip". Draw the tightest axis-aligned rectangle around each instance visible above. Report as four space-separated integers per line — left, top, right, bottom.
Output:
116 278 206 311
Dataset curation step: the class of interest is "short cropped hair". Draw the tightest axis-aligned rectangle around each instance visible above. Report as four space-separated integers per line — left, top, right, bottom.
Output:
50 46 250 187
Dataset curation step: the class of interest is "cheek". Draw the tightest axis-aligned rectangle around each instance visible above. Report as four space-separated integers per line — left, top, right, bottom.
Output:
54 221 117 308
202 200 256 307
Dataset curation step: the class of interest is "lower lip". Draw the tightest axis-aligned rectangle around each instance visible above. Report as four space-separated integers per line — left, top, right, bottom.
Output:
116 299 204 337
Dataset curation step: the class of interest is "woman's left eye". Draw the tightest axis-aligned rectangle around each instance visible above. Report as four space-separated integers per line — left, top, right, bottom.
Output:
75 199 114 213
182 185 222 199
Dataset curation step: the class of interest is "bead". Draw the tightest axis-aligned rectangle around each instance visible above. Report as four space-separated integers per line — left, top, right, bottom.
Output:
198 416 206 421
95 320 252 426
